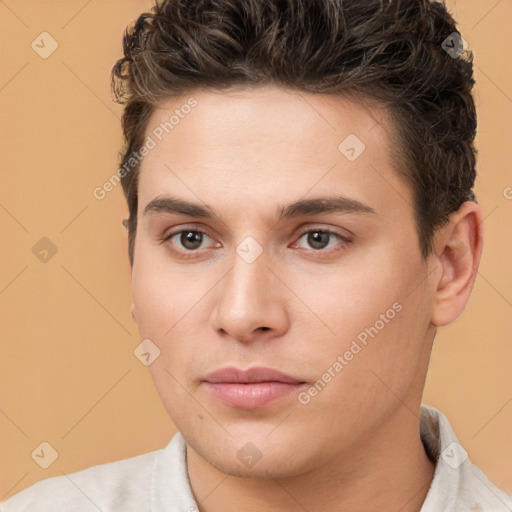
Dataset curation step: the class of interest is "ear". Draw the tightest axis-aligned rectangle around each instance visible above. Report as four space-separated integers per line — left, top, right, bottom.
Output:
430 201 484 327
131 303 137 322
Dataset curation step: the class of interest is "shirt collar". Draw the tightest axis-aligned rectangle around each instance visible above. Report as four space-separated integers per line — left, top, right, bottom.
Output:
419 404 512 511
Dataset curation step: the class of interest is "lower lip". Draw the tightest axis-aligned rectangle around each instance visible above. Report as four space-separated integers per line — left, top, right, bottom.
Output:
204 382 305 408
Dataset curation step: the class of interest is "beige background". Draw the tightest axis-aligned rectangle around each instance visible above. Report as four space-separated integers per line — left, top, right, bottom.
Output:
0 0 511 500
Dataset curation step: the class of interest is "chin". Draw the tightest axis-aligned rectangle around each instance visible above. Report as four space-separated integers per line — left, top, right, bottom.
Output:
210 452 306 480
188 432 315 480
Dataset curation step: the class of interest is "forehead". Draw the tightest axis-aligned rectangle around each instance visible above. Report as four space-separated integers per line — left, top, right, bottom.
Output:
137 86 411 221
145 86 392 163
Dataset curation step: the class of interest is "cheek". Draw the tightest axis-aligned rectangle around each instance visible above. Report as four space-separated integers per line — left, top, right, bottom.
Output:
131 247 198 337
131 269 169 337
290 248 431 383
131 249 216 388
287 254 406 343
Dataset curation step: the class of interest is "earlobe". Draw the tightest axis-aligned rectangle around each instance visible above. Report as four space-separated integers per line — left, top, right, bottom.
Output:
430 201 484 327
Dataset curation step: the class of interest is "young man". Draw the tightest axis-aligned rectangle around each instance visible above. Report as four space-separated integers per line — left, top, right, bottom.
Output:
3 0 511 510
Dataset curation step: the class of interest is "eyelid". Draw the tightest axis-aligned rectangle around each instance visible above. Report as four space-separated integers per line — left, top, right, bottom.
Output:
162 223 216 241
293 224 354 242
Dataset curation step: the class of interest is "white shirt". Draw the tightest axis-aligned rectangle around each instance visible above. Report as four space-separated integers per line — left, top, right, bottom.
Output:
2 405 511 511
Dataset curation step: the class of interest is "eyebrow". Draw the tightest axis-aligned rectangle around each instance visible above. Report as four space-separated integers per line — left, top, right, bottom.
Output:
143 195 376 221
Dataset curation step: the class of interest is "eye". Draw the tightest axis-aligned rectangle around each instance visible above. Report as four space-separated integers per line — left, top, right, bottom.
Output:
294 229 351 252
163 229 217 253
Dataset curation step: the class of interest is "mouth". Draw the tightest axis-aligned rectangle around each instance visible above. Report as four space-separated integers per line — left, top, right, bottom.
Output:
203 366 308 409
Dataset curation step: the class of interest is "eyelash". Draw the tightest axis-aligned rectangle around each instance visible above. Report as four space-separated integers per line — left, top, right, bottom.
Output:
161 226 353 259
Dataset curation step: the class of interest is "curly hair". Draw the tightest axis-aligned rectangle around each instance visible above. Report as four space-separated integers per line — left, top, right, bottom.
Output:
111 0 477 266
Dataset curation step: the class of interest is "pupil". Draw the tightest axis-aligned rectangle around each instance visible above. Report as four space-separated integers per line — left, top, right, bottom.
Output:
182 231 202 249
308 231 329 249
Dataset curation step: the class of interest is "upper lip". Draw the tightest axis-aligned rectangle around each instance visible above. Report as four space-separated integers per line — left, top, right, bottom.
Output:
204 366 305 384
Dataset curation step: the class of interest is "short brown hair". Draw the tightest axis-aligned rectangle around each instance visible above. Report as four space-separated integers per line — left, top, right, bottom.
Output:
112 0 477 266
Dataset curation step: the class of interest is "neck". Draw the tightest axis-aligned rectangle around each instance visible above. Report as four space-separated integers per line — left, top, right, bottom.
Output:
186 404 435 512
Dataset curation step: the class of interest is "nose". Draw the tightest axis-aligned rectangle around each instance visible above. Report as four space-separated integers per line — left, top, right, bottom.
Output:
210 245 290 343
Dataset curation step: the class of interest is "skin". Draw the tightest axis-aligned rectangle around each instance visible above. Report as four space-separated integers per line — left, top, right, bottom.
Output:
130 86 483 512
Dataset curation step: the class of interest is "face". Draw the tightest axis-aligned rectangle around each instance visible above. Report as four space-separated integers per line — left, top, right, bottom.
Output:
131 86 436 478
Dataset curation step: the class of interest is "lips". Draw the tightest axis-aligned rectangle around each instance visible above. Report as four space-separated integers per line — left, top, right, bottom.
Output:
204 366 304 384
203 366 307 409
